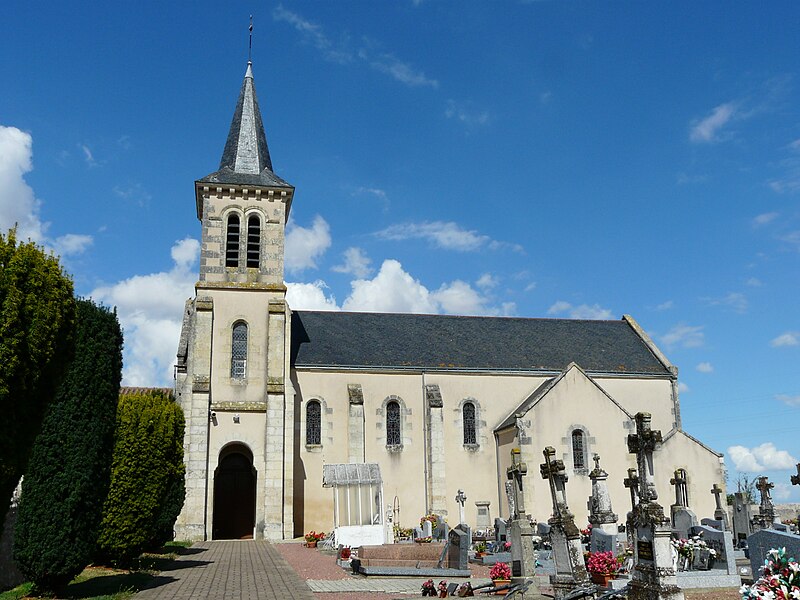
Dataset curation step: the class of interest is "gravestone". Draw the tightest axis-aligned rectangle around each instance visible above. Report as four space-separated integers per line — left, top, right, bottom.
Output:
540 445 589 599
455 489 467 525
537 522 551 536
506 448 538 581
672 507 699 541
587 454 621 552
700 518 724 531
495 517 508 543
710 483 729 530
753 476 776 530
626 412 685 600
690 524 737 577
423 519 433 537
731 492 754 546
476 501 491 529
433 519 449 541
448 524 470 570
747 528 800 578
591 528 623 553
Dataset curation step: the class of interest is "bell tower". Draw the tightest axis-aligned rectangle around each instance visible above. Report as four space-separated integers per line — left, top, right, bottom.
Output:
175 60 295 542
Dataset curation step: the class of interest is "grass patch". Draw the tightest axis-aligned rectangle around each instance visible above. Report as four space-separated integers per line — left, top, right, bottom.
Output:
0 542 194 599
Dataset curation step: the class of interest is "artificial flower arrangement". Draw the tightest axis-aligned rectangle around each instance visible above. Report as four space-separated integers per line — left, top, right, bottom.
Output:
420 513 440 529
304 530 326 543
394 524 414 539
438 580 448 597
475 542 487 554
414 536 433 543
671 536 717 561
421 579 437 596
503 541 512 551
586 551 622 576
490 562 512 581
740 547 800 599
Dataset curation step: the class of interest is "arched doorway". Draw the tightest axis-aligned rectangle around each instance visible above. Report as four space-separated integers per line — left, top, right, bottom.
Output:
213 444 256 539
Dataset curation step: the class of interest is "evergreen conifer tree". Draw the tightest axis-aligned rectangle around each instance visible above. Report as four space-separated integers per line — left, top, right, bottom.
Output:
0 230 76 529
13 299 123 594
97 390 185 566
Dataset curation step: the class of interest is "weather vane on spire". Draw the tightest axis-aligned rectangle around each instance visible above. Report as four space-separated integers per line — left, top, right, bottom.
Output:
248 15 253 63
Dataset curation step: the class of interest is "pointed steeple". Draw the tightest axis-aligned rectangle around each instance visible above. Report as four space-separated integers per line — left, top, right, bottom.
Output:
198 62 292 188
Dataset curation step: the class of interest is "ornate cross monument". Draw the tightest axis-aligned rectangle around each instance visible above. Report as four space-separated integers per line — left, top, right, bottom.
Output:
626 413 684 600
710 484 729 530
540 446 589 598
754 476 775 530
587 454 618 533
455 489 467 525
670 469 688 508
624 467 640 548
505 448 537 582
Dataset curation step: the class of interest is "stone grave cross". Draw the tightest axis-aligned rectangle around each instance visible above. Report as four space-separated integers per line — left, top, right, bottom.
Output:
540 446 568 519
791 463 800 487
623 467 639 511
506 448 528 520
587 453 617 528
626 412 661 503
755 476 776 529
455 489 467 525
710 483 729 529
670 469 688 507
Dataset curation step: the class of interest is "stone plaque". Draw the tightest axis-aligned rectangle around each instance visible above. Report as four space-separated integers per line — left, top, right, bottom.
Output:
637 539 654 561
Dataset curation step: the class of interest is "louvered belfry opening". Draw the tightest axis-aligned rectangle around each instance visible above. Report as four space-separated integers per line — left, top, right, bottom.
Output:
226 214 240 267
246 215 260 268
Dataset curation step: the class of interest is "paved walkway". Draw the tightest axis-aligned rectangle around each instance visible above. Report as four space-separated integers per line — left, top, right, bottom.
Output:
135 540 316 600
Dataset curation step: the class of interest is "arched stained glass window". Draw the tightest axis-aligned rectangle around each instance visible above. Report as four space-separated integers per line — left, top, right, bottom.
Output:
572 429 586 470
246 215 260 268
231 321 247 379
463 401 476 445
306 400 321 445
225 214 240 267
386 401 401 446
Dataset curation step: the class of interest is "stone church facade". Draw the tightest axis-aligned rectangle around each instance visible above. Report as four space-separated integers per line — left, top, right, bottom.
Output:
173 62 725 542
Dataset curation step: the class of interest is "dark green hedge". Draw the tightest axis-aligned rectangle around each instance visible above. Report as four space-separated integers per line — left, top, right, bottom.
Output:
97 390 185 566
13 298 123 594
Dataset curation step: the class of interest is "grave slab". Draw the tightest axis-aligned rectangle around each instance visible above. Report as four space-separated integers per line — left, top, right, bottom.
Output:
747 528 800 577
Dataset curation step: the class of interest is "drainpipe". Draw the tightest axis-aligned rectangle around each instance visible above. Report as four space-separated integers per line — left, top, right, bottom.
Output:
422 371 429 515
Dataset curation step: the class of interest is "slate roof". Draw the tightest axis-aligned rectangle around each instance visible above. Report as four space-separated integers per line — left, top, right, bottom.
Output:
198 62 293 189
290 311 672 375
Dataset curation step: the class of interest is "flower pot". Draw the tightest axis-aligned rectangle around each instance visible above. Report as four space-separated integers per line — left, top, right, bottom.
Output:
476 552 486 558
306 540 317 548
493 579 512 595
590 572 614 587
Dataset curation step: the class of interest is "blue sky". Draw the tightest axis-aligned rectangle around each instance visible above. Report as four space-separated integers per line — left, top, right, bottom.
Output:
1 2 799 500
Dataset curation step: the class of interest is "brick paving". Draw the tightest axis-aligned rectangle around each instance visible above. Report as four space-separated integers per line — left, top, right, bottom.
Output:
135 540 315 600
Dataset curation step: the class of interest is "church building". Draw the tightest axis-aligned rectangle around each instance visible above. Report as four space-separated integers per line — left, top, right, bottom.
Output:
174 61 726 542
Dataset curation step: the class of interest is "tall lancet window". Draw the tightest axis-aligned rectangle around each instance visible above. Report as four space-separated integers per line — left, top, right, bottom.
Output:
572 429 586 470
463 401 477 445
246 215 260 268
231 321 248 379
306 400 321 446
225 214 240 267
386 401 401 447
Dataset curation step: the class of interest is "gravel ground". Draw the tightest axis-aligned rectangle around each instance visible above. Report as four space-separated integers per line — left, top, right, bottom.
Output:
273 541 742 600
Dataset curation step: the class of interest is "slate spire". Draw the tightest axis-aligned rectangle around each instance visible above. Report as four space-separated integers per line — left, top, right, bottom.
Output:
219 61 273 175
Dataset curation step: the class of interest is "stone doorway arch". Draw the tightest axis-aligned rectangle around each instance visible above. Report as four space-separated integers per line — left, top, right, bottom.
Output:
212 444 256 539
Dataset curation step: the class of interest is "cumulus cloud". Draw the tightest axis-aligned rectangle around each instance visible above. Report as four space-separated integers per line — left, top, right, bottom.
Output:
285 215 332 273
660 324 705 349
547 301 613 320
332 247 373 278
774 483 792 501
727 442 797 472
343 259 437 313
52 233 93 257
677 382 690 394
696 362 714 373
476 273 498 290
753 212 778 226
771 332 799 347
375 220 521 253
286 280 340 311
90 237 200 385
0 125 45 241
690 102 737 143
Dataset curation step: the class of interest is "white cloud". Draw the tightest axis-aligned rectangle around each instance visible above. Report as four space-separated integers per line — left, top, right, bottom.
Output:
771 332 799 347
547 301 613 320
476 273 498 290
656 300 674 311
52 233 93 257
0 125 45 241
375 220 521 253
332 247 373 278
727 443 797 472
90 237 200 385
660 323 705 349
746 277 762 287
774 483 791 501
286 280 340 311
80 144 97 167
364 51 439 88
677 382 690 394
343 259 437 313
776 394 800 407
696 362 713 373
690 102 737 143
704 292 748 314
753 212 778 226
272 5 352 64
285 215 332 273
445 100 490 126
353 186 389 209
431 280 492 315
